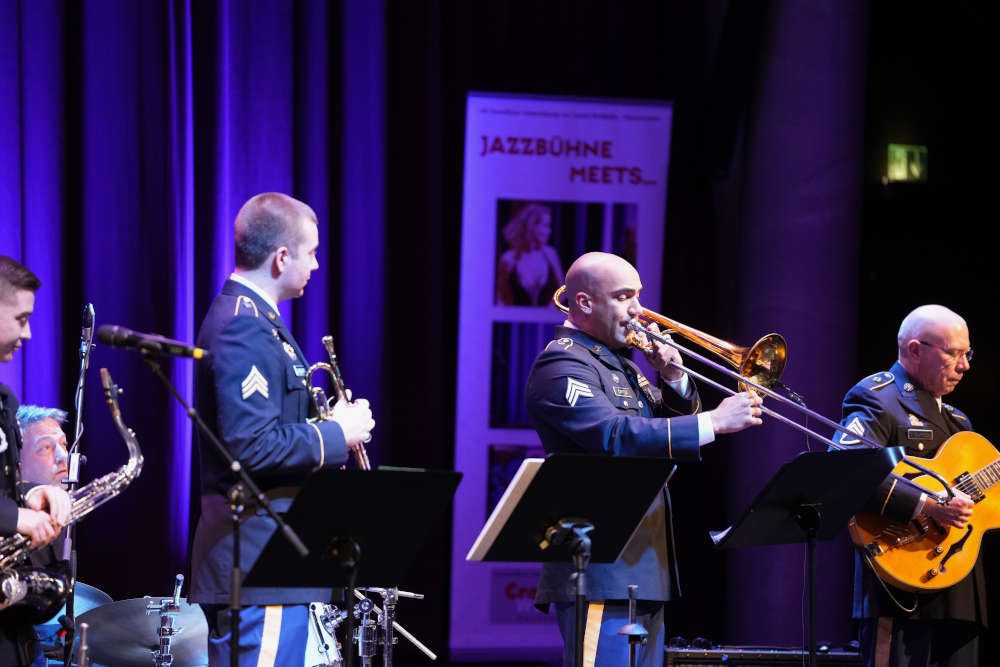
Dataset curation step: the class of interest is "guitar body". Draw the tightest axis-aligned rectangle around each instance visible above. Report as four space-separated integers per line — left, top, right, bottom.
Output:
849 431 1000 592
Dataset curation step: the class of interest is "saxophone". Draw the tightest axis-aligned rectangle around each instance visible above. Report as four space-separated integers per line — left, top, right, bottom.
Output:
0 368 143 621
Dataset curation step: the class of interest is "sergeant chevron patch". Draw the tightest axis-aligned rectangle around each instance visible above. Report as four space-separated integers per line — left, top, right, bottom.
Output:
241 365 269 400
838 416 864 444
565 378 593 407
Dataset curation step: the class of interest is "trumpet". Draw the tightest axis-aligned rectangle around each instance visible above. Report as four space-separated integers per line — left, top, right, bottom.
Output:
307 335 371 470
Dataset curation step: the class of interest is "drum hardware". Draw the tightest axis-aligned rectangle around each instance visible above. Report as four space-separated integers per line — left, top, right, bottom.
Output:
306 335 371 469
76 621 91 667
74 585 208 667
353 587 437 664
353 596 379 666
146 573 187 666
309 601 347 666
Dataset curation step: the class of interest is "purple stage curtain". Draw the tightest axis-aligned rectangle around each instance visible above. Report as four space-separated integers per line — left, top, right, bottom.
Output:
0 0 370 601
723 0 869 646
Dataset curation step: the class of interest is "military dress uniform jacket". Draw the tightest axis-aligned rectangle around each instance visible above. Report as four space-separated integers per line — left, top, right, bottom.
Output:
189 279 349 606
837 361 987 625
526 327 702 606
0 384 25 536
1 384 44 665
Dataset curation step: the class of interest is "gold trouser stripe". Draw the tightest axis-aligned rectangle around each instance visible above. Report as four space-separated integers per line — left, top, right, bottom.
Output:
582 601 604 667
257 605 282 667
874 616 893 667
879 479 898 516
667 419 673 459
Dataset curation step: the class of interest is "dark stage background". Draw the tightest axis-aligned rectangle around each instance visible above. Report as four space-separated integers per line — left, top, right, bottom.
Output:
1 0 996 663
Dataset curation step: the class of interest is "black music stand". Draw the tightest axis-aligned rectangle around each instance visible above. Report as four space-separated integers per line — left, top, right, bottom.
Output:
710 447 903 667
243 466 461 666
468 454 674 667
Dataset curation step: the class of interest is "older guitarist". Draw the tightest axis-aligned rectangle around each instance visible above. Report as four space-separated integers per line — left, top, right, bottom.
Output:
837 305 986 667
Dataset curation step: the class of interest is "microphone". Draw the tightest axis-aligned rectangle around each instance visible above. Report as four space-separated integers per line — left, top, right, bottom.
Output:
97 325 210 360
82 303 94 342
80 303 95 367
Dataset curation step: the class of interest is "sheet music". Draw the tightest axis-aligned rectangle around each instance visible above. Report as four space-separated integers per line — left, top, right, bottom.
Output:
466 458 544 561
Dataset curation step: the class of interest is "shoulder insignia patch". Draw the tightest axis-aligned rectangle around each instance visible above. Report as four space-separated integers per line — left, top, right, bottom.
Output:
234 295 260 318
241 366 269 400
838 416 864 445
865 371 894 391
565 378 594 407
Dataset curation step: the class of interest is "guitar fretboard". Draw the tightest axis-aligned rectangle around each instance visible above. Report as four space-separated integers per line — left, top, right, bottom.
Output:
973 458 1000 494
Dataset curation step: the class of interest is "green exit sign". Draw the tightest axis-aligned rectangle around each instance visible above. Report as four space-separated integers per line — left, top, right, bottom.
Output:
887 143 928 182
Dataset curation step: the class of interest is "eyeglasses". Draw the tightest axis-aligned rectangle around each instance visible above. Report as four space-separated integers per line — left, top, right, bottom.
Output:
918 340 974 363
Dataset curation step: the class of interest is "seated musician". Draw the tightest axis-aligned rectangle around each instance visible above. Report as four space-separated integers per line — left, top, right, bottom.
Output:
836 304 987 667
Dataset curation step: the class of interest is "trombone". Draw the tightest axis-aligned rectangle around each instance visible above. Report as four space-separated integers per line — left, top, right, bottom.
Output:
550 284 955 493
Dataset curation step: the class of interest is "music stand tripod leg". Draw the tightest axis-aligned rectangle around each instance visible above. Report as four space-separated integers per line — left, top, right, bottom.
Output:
543 517 594 667
794 503 821 667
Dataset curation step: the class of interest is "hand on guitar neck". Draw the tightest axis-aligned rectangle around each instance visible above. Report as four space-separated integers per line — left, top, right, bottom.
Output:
920 488 974 529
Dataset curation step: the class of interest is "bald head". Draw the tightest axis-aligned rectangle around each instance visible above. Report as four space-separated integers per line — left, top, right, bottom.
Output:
564 252 642 347
897 304 971 397
897 305 967 352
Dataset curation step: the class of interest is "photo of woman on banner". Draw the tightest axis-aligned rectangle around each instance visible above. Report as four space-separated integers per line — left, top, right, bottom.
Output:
495 201 565 306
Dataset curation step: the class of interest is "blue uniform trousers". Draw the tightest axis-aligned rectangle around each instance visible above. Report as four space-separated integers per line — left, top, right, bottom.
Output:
204 604 309 667
555 600 664 667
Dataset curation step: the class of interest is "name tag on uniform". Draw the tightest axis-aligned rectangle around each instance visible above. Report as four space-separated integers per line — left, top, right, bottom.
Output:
294 364 307 377
906 428 933 440
613 386 634 398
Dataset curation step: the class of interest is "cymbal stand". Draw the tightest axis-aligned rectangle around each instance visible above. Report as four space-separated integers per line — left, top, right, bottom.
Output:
353 587 437 664
353 596 378 667
145 573 186 666
75 622 91 667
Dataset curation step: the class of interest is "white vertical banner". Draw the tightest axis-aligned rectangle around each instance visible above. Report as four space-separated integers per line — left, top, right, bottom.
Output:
450 92 673 659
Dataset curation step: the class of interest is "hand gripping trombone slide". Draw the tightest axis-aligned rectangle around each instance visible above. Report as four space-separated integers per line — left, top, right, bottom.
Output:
0 368 144 617
307 335 371 470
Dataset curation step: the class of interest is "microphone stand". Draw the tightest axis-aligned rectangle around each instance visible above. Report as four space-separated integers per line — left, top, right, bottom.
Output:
62 303 94 666
137 351 309 667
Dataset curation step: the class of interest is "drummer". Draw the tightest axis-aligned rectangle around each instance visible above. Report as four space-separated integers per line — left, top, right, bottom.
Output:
17 406 70 490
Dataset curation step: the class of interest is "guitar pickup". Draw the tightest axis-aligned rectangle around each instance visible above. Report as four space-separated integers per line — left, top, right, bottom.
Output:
954 472 985 503
864 541 883 557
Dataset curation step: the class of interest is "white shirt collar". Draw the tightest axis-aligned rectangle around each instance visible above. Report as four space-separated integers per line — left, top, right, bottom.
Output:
229 273 279 314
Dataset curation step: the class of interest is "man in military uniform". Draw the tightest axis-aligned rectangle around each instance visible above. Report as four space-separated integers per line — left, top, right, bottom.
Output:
837 304 986 667
189 193 374 665
0 256 71 666
526 252 763 667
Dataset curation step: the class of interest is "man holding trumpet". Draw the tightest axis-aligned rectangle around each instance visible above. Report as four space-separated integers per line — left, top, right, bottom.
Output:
526 252 763 667
189 193 374 665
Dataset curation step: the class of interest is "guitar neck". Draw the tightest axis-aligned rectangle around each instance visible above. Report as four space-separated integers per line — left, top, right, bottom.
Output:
970 457 1000 499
